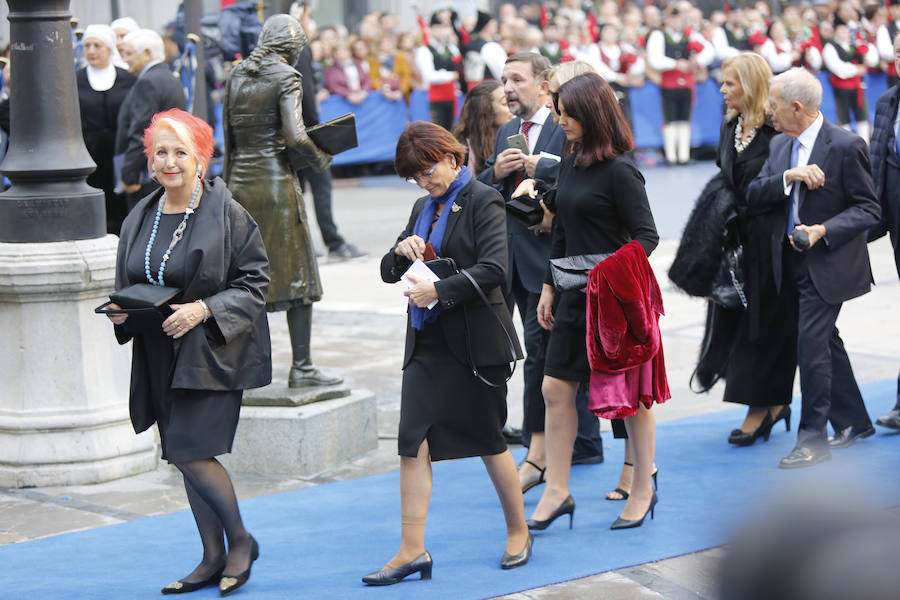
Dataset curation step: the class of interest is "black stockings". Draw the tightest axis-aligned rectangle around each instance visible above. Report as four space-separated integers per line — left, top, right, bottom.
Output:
175 458 253 579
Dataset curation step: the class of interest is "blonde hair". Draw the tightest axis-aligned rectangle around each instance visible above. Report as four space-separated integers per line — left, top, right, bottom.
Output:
722 52 772 130
552 59 599 86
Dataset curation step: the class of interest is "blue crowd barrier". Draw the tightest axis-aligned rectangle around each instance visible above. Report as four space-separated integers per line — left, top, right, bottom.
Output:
213 73 891 167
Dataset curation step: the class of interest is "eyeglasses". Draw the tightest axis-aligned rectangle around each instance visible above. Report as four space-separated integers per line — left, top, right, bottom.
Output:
405 162 438 185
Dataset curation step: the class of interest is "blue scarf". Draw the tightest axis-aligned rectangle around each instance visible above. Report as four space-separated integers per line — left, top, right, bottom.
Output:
409 166 473 330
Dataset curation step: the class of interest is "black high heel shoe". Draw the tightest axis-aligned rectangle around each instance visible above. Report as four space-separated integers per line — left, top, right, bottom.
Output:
362 551 433 585
161 567 224 594
501 533 533 570
218 536 259 597
606 463 659 501
771 405 791 432
610 492 658 530
728 411 774 446
526 494 575 530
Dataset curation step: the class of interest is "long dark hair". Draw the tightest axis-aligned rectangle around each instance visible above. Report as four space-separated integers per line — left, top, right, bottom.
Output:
452 81 506 175
553 72 633 166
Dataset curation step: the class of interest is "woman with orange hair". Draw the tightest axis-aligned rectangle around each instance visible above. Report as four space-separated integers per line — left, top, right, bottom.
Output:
104 108 271 596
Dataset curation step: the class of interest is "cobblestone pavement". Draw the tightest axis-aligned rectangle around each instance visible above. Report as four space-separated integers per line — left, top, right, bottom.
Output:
3 163 899 599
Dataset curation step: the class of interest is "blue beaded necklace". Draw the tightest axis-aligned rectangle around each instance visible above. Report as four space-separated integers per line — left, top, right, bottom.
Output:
145 177 202 286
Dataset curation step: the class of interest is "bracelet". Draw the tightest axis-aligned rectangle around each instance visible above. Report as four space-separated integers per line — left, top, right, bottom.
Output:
196 299 211 323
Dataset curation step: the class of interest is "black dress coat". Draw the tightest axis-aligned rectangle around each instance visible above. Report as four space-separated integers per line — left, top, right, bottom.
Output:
381 178 523 369
697 117 797 405
114 62 186 187
77 67 136 194
869 83 900 276
115 177 272 433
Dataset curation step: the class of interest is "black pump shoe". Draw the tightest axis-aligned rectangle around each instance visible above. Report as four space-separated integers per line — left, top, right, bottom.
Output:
526 494 575 530
218 536 259 597
610 492 658 530
362 551 433 586
161 567 224 594
501 533 533 569
728 412 774 446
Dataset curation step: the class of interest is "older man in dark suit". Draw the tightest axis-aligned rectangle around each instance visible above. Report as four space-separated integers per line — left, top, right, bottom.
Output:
748 68 881 469
115 28 186 211
869 32 900 431
479 52 603 490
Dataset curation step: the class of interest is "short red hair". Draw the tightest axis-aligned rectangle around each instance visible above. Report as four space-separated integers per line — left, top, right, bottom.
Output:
394 121 467 179
143 108 215 176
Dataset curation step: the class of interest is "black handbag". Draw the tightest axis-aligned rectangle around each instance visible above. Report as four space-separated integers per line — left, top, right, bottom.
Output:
421 258 518 388
506 193 544 227
549 253 612 292
95 283 181 334
710 244 747 309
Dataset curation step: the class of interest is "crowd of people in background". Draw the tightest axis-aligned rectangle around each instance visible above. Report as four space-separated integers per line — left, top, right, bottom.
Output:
0 0 897 178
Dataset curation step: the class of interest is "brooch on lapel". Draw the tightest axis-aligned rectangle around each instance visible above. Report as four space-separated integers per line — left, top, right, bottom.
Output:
451 202 461 213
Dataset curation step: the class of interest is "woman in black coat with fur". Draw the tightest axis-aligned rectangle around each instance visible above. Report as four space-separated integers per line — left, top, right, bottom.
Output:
670 53 795 446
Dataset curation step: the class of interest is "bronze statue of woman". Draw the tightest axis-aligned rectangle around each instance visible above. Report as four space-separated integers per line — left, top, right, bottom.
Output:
223 14 340 387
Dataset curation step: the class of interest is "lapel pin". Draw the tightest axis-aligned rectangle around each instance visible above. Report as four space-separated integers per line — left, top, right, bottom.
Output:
451 203 461 213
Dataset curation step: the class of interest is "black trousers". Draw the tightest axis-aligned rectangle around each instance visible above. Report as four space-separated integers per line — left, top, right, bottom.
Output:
430 100 455 131
297 165 345 251
788 249 871 446
507 265 603 458
832 86 868 125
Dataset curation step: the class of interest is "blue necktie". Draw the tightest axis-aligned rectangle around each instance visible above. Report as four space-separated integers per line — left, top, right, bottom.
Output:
787 138 800 236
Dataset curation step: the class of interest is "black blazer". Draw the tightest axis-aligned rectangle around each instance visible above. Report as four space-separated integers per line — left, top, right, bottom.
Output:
747 118 881 304
115 178 272 432
381 178 524 369
477 116 567 293
114 62 186 186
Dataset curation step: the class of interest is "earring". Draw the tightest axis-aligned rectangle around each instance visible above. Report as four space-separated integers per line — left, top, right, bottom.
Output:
197 167 203 180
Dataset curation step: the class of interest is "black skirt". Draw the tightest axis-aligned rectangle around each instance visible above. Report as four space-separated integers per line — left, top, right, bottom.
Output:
139 332 243 463
399 321 508 461
544 290 590 383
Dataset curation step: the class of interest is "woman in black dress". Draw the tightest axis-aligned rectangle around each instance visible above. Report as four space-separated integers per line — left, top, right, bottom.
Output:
516 73 661 530
76 24 136 235
708 53 796 444
365 122 530 585
105 109 271 596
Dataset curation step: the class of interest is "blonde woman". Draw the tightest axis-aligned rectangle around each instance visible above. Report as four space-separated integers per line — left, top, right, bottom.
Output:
673 53 796 447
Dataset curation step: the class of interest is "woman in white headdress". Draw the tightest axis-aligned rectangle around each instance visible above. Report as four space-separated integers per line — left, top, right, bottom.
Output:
76 24 137 234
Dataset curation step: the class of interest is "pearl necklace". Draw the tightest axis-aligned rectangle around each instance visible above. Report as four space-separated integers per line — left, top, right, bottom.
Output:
145 178 202 286
734 114 758 154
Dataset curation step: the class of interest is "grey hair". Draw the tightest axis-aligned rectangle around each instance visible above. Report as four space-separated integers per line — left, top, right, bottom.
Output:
770 67 822 111
123 29 165 62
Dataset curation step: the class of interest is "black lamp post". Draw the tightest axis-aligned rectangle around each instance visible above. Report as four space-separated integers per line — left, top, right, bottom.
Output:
0 0 104 243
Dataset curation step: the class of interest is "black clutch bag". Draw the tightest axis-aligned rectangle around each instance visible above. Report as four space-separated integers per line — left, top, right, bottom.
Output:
424 257 458 279
306 113 359 155
506 193 544 227
95 283 181 334
549 253 612 292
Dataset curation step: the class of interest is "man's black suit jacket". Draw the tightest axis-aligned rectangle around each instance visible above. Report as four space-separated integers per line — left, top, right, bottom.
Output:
115 62 186 186
477 116 567 293
747 118 881 305
381 178 524 369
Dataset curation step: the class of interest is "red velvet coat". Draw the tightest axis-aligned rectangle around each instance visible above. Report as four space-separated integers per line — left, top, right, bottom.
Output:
586 241 669 408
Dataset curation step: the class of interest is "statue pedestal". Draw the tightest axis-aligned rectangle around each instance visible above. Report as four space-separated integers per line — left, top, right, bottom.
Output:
220 384 377 477
0 236 157 488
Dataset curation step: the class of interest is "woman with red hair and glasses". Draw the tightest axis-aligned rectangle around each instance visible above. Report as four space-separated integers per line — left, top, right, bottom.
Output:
515 72 663 531
364 121 529 586
104 108 271 596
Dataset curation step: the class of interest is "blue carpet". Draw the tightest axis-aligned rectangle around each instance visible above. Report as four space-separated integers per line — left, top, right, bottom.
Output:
4 380 900 599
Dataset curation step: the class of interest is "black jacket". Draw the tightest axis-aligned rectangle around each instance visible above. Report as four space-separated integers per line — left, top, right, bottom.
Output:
747 119 881 304
114 62 186 186
868 84 900 276
381 178 523 369
115 177 272 432
478 116 566 293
